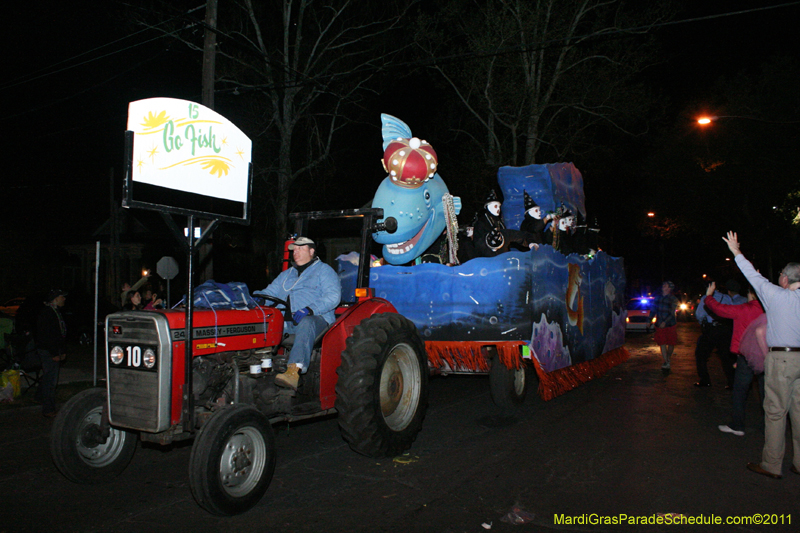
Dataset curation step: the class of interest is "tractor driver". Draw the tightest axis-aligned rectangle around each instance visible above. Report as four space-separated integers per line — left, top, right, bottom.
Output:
254 236 341 390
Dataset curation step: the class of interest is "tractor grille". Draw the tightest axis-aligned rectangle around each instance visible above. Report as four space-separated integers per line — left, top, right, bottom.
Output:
106 312 173 433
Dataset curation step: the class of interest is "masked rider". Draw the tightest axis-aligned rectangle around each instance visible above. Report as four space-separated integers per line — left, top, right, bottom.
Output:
519 190 552 250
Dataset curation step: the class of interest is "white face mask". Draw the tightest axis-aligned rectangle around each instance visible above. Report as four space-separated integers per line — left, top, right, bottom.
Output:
558 218 569 231
487 202 501 217
527 207 541 219
566 216 575 228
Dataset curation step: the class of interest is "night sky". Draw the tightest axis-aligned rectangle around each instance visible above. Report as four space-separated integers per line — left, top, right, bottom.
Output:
2 0 799 299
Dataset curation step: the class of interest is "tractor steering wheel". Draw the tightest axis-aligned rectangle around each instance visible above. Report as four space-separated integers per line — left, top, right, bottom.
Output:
256 294 289 309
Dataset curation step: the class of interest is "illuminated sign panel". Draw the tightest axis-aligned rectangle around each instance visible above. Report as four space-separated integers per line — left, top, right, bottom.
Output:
127 98 252 203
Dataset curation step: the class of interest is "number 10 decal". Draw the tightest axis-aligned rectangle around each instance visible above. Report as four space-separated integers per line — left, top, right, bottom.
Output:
127 345 142 367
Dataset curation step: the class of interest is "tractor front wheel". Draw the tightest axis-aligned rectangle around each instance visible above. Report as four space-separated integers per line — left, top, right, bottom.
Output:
50 388 137 484
188 406 276 516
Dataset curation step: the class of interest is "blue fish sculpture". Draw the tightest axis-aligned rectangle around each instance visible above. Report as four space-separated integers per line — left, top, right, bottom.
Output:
372 114 461 265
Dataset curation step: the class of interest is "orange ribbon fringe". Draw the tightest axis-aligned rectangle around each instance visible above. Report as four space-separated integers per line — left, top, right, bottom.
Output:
425 341 630 402
531 346 630 401
425 341 526 373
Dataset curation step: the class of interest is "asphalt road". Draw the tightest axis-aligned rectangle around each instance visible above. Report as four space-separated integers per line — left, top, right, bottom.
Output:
2 323 798 532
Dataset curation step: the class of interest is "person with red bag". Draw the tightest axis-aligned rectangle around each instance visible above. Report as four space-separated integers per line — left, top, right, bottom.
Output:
703 281 764 436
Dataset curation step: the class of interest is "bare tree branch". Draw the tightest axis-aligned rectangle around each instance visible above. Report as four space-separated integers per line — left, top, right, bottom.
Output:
415 0 671 166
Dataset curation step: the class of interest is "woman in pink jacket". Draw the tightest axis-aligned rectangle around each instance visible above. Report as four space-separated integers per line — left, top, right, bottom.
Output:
704 281 765 436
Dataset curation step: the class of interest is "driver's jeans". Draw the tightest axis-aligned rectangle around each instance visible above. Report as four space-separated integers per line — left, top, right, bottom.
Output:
283 315 329 372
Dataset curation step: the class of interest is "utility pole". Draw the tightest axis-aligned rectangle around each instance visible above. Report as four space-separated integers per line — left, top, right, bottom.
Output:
199 0 217 280
201 0 217 110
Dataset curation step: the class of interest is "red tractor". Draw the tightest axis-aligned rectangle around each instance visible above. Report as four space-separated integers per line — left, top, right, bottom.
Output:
50 208 428 515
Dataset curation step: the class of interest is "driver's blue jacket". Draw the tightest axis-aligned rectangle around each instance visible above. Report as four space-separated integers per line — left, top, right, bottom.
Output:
254 258 341 324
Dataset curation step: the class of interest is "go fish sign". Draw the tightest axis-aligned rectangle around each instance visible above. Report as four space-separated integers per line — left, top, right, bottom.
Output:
127 98 252 203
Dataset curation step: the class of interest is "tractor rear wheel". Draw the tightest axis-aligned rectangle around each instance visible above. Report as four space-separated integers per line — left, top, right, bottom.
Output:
336 313 428 457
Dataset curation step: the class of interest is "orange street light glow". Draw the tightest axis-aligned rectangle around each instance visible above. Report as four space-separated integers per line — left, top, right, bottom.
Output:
697 117 712 125
647 212 655 217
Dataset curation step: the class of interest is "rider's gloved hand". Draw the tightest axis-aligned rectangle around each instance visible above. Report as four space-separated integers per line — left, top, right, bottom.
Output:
292 306 313 325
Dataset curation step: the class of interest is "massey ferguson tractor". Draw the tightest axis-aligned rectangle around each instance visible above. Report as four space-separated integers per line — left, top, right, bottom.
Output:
50 208 430 516
49 199 626 516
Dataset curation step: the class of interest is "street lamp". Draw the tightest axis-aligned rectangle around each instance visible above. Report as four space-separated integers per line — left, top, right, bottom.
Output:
645 211 665 281
697 115 800 125
697 115 763 125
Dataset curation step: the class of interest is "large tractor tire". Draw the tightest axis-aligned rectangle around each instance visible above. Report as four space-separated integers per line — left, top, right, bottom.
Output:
50 388 137 484
489 355 530 411
188 405 276 516
335 313 428 458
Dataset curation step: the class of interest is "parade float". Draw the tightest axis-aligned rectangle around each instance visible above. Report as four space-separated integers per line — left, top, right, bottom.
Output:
340 114 628 402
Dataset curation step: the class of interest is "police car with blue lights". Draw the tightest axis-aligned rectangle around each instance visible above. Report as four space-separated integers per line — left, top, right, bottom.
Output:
626 297 656 332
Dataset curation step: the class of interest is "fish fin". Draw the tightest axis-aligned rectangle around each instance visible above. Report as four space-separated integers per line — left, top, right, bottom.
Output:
381 114 413 150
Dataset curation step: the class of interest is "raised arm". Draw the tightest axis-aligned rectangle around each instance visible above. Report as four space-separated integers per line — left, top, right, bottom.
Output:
724 231 779 307
722 231 742 257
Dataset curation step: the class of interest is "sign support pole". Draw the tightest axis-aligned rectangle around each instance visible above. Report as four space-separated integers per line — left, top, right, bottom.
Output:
94 240 100 387
156 212 220 434
182 215 197 433
178 216 220 433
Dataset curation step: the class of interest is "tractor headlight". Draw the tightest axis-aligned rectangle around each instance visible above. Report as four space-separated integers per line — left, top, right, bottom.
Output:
143 348 156 369
110 346 124 364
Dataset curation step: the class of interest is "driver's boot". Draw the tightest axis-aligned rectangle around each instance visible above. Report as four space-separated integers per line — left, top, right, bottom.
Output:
275 364 300 390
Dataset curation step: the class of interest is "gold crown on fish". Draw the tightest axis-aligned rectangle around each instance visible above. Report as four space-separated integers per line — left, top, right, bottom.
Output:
382 137 438 189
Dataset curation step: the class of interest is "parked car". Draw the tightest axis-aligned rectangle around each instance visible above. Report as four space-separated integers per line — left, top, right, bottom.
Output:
0 297 25 317
626 297 656 332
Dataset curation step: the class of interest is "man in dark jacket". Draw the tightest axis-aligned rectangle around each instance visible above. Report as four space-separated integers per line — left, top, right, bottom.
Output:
36 289 67 417
694 279 745 387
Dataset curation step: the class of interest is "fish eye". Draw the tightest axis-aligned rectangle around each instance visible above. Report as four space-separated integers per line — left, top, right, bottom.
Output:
424 190 431 201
